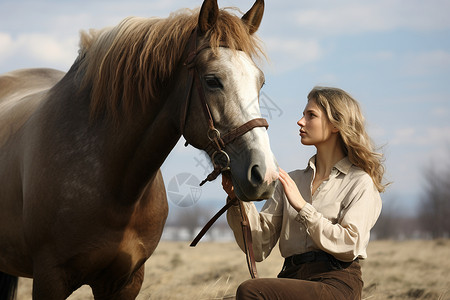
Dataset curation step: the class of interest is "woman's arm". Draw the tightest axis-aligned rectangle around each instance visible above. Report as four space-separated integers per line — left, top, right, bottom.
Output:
279 170 382 261
223 174 283 261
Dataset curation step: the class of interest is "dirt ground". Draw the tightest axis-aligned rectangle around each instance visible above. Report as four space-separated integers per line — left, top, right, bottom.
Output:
16 239 450 299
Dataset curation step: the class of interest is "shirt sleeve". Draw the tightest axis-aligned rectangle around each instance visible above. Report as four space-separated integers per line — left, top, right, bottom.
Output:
226 181 284 262
296 175 382 262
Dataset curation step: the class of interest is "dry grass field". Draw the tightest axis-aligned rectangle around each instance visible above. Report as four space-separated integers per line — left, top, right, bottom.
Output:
17 239 450 299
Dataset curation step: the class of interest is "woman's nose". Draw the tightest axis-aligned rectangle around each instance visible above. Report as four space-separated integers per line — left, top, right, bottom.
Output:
297 117 305 127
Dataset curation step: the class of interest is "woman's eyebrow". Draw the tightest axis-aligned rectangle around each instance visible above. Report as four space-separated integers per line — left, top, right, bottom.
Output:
303 109 318 115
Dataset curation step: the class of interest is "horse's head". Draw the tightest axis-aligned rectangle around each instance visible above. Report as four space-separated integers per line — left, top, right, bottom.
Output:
74 0 277 201
181 0 278 201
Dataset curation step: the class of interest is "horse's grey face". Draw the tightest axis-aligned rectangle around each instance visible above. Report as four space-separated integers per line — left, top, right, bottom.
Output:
184 48 279 201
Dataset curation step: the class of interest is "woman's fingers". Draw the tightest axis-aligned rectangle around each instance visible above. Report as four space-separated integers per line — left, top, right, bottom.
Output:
278 167 306 212
221 173 235 198
278 168 294 186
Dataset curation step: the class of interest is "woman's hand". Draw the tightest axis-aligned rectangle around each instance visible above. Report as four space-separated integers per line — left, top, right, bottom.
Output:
278 168 307 212
222 172 236 200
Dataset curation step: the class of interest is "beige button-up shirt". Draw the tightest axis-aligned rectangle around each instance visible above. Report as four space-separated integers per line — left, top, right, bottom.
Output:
227 156 382 262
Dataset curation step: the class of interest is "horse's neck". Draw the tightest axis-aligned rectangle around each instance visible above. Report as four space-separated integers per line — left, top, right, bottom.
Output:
118 100 181 198
55 65 185 202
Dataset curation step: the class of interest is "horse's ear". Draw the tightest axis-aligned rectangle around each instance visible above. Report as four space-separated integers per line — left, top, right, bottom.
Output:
198 0 219 34
241 0 265 34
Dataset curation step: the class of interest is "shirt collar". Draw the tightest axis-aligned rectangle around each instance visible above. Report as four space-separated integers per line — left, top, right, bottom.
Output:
306 155 352 175
307 155 316 171
334 156 352 175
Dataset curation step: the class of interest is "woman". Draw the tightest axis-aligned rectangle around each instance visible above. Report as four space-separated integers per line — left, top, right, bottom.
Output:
223 86 387 300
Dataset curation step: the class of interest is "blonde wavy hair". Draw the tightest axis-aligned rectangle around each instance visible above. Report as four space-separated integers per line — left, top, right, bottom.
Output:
308 86 387 192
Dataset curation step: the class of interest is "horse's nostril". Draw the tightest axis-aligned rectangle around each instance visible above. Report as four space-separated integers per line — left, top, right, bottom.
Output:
250 164 264 185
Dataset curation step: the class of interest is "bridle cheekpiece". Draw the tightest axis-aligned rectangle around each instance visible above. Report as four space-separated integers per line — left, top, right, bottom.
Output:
181 27 269 186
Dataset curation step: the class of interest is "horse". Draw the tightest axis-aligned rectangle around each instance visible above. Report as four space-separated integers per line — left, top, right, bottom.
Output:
0 0 278 299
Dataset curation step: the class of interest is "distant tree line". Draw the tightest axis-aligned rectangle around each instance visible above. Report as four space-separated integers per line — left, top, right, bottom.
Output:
373 150 450 240
417 155 450 238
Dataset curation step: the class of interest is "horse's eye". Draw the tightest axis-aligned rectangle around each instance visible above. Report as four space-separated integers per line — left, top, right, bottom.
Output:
204 75 223 89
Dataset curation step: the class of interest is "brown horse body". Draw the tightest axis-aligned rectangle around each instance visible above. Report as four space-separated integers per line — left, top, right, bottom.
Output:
0 1 277 299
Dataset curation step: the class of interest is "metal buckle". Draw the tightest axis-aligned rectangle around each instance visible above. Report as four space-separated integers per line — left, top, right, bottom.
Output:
207 128 221 142
212 150 231 172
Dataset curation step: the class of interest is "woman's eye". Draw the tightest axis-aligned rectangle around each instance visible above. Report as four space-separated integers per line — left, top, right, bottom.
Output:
205 75 223 89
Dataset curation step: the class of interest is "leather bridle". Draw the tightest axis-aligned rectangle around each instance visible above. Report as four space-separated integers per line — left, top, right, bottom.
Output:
182 27 262 278
181 27 269 186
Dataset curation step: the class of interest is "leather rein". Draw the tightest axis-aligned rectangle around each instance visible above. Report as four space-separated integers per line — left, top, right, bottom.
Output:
190 197 258 278
182 27 262 278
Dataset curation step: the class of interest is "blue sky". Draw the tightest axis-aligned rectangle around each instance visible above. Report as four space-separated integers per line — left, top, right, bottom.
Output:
1 0 449 216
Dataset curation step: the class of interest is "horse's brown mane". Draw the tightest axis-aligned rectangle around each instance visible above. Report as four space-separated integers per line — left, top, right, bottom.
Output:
77 8 265 122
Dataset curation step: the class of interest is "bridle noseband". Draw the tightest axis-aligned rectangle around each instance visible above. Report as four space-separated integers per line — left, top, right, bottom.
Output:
181 27 269 186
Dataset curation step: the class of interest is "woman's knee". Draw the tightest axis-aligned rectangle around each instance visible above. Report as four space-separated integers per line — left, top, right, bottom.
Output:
236 279 263 300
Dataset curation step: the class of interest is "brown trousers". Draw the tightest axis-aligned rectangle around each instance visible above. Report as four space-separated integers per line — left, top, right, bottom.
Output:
236 260 363 300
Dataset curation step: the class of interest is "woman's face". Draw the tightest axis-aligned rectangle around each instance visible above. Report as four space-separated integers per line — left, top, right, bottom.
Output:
297 100 336 146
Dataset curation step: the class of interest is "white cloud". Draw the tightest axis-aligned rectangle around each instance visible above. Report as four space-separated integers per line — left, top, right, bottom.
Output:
391 127 416 146
363 51 395 62
19 34 78 65
0 33 14 59
292 0 450 36
0 32 78 71
367 124 387 143
295 3 390 35
431 106 450 118
403 50 450 77
263 37 322 73
391 126 450 146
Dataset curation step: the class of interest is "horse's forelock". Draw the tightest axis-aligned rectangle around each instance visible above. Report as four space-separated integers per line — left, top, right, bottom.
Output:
78 8 265 123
